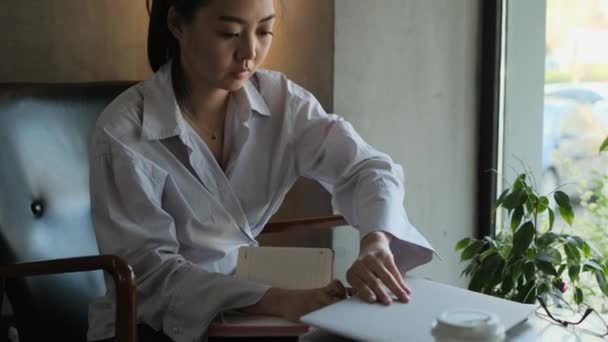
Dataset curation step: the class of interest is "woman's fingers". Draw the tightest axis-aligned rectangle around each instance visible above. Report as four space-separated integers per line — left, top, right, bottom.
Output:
347 272 377 303
317 280 349 306
347 255 411 304
363 257 410 302
384 257 411 295
351 265 393 305
326 279 348 299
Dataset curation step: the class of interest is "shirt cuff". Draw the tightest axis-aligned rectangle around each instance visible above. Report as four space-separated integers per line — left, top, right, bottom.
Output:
162 263 272 342
355 187 435 273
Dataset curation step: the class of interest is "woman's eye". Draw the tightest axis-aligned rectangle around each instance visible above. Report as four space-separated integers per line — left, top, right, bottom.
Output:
258 31 274 37
218 32 239 39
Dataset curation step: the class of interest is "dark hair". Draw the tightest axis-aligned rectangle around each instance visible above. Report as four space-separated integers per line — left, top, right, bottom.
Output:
146 0 211 72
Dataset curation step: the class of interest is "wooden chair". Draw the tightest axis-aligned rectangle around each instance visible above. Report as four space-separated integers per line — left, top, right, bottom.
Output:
0 83 350 342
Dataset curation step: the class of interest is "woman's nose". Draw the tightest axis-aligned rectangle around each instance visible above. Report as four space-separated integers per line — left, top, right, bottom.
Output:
237 33 257 62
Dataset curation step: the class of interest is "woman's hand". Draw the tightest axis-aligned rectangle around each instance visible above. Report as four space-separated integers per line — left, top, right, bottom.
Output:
346 231 411 305
280 280 349 322
241 280 348 321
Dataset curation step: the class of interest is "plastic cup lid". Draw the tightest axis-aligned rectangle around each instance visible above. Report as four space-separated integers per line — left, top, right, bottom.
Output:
431 309 505 340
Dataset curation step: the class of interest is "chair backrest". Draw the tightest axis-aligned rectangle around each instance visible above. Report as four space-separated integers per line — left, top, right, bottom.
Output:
0 83 133 341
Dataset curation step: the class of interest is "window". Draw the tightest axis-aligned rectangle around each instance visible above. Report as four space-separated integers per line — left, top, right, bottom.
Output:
495 0 608 312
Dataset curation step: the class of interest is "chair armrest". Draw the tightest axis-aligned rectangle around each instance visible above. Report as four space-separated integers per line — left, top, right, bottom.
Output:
263 215 347 234
0 255 136 342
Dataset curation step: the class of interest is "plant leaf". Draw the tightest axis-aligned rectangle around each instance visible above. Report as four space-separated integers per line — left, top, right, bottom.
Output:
455 237 472 251
510 259 525 284
554 191 574 225
501 276 514 296
537 232 559 249
535 249 561 264
511 222 535 258
526 193 539 215
495 189 510 208
461 240 484 261
554 191 571 208
524 261 536 282
468 272 483 292
536 196 549 214
574 287 583 305
513 174 527 190
503 188 528 210
600 136 608 152
535 259 558 276
460 261 477 277
583 259 604 272
566 236 583 248
481 253 504 288
511 206 523 231
514 278 537 304
548 208 555 231
564 243 581 264
582 242 592 259
595 270 608 297
569 264 581 283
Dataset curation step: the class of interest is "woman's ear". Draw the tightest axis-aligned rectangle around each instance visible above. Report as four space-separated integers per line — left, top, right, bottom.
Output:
167 6 184 41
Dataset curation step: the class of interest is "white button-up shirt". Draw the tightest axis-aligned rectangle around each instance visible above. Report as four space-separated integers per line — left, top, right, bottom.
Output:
87 62 434 342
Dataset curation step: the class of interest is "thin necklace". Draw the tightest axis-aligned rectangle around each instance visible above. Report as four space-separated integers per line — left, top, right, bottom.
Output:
173 62 222 141
179 101 220 141
176 84 222 141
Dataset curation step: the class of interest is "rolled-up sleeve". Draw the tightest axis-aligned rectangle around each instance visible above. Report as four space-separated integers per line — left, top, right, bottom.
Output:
89 133 270 342
290 89 434 272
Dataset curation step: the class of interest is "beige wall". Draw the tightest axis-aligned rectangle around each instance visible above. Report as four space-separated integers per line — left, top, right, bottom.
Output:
0 0 334 219
335 0 480 285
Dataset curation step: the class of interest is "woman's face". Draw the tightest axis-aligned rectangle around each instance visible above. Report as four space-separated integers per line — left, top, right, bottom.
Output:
170 0 275 92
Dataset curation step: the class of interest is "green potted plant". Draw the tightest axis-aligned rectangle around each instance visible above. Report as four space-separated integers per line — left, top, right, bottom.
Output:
456 173 608 304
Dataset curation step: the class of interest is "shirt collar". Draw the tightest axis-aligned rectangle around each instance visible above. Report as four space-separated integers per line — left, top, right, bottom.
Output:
141 62 186 141
242 75 271 117
141 62 272 141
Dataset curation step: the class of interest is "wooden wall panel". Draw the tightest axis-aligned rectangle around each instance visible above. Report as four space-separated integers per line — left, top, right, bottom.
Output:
0 0 333 221
0 1 151 82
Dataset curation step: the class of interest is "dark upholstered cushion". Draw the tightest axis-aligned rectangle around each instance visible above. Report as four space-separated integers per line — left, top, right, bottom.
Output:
0 83 133 341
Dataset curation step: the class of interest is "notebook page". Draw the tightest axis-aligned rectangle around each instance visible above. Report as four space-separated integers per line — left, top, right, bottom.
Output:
235 246 333 289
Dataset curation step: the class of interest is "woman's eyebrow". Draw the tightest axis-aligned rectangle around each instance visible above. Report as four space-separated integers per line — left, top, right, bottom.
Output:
217 14 276 25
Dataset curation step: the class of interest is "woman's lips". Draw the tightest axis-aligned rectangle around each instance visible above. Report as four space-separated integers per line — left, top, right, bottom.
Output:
232 69 250 79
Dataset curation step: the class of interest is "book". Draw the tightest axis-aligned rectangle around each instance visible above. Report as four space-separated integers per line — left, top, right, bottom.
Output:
207 246 334 337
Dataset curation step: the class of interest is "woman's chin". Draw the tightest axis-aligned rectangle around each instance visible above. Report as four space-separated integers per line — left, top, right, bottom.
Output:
221 78 248 92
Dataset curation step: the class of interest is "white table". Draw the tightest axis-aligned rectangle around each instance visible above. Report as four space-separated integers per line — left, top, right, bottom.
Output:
302 313 606 341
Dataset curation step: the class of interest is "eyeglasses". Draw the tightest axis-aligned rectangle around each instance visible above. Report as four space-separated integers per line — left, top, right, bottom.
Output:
536 292 608 338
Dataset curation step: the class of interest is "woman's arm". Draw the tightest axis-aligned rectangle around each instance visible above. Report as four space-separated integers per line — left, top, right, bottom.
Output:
288 85 433 305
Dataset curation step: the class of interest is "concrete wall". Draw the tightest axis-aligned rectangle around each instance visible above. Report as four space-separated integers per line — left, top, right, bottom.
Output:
334 0 480 285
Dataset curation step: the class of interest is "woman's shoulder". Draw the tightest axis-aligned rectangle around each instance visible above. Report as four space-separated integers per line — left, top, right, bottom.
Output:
95 82 145 139
253 69 315 102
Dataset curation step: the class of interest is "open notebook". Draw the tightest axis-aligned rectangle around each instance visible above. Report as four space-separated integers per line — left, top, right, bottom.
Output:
207 246 334 337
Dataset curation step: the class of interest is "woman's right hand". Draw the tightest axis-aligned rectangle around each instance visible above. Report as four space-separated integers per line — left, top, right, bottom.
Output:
279 280 349 321
241 280 349 320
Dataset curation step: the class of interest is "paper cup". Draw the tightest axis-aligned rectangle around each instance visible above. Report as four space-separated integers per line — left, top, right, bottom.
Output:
431 309 505 342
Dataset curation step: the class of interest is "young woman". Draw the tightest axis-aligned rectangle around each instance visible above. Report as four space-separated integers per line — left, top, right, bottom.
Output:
88 0 434 341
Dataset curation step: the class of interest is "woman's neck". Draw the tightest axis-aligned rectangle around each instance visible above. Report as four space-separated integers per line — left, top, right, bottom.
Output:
186 79 229 123
174 62 229 125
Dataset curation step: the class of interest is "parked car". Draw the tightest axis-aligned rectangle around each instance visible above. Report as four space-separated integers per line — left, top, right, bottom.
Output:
541 83 608 199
